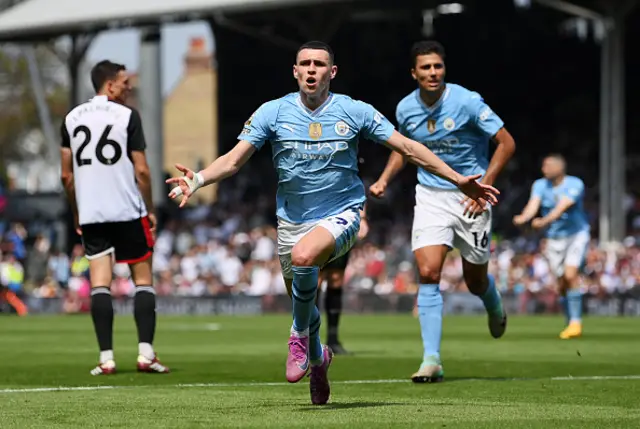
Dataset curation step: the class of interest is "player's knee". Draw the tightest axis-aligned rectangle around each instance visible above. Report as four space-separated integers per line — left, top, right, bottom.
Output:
291 245 317 267
563 267 579 283
417 264 441 285
327 271 344 289
129 258 153 285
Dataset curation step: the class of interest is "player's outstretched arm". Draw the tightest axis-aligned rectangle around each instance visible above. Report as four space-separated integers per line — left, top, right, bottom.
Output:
513 196 541 226
384 130 499 205
166 140 256 208
369 151 407 198
531 197 575 230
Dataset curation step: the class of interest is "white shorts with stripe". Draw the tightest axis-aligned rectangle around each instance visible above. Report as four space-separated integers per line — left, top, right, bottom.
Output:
277 207 361 280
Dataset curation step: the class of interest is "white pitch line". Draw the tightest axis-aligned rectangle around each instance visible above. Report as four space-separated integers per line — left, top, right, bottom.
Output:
1 375 639 394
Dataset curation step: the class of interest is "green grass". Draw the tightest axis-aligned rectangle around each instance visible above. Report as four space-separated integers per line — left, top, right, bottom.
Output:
1 314 639 428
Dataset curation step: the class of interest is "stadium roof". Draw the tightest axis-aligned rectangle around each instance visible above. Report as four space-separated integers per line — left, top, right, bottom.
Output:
0 0 353 42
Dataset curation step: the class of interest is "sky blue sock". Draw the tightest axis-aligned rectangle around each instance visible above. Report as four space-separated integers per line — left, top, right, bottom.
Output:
309 306 323 364
291 266 319 333
566 289 583 323
417 284 443 363
479 274 502 316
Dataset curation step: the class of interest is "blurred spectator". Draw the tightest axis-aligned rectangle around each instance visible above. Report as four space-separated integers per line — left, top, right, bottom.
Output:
1 163 638 311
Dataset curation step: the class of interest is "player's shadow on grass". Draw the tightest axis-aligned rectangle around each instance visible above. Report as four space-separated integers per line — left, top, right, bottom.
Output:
297 401 409 411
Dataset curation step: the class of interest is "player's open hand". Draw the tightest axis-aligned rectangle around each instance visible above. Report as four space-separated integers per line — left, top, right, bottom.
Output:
369 180 387 199
512 214 528 226
73 214 82 236
166 164 198 208
457 174 500 207
461 197 487 219
147 213 158 242
357 218 370 240
531 217 548 230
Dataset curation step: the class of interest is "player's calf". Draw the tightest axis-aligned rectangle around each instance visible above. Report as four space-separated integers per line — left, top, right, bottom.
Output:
414 245 447 378
323 267 349 354
462 260 506 339
133 285 170 373
415 283 444 380
559 265 583 339
90 286 115 373
286 226 336 382
287 266 319 382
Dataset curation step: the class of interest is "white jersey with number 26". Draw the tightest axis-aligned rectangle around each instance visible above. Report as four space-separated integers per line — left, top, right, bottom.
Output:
61 95 147 225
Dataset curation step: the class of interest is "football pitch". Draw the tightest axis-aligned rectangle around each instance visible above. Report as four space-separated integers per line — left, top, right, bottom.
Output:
1 314 639 428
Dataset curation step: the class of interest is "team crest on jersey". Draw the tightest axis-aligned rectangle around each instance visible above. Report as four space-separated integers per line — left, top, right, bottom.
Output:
334 121 349 136
444 118 456 131
309 122 322 139
427 119 437 133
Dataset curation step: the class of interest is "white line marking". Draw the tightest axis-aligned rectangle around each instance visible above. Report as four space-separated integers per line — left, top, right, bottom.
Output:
1 375 638 394
164 323 221 331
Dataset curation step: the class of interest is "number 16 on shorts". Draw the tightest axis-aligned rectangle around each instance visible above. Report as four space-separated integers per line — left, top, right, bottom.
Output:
472 231 489 248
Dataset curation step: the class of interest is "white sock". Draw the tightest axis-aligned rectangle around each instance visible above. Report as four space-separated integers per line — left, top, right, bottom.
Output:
138 342 155 360
290 325 309 337
100 350 114 364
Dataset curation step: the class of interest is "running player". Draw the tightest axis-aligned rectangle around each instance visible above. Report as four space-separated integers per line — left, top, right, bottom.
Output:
166 41 500 404
60 60 169 375
513 154 590 339
370 41 516 383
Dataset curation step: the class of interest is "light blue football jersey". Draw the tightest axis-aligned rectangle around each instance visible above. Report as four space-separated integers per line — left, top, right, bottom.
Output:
238 92 395 223
396 83 504 189
531 175 590 238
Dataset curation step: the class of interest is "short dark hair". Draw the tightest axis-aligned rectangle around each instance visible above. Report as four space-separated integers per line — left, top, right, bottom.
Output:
90 60 126 92
545 153 566 164
410 40 446 67
296 41 334 64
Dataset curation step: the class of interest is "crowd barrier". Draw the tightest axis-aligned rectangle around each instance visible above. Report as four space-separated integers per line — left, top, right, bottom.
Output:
8 290 640 317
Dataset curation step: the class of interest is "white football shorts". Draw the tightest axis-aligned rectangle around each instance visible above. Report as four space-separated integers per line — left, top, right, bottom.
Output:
412 184 492 264
277 206 361 280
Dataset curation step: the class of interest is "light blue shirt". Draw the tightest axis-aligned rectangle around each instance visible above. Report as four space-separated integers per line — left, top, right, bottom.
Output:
396 83 504 189
531 175 590 238
239 92 395 223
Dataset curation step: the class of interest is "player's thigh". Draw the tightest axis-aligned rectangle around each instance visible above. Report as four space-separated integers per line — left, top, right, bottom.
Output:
414 245 450 283
291 225 337 267
277 218 316 281
563 231 590 281
543 238 568 278
412 186 455 254
323 251 349 289
81 223 115 287
129 258 153 286
298 207 360 267
453 206 492 267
